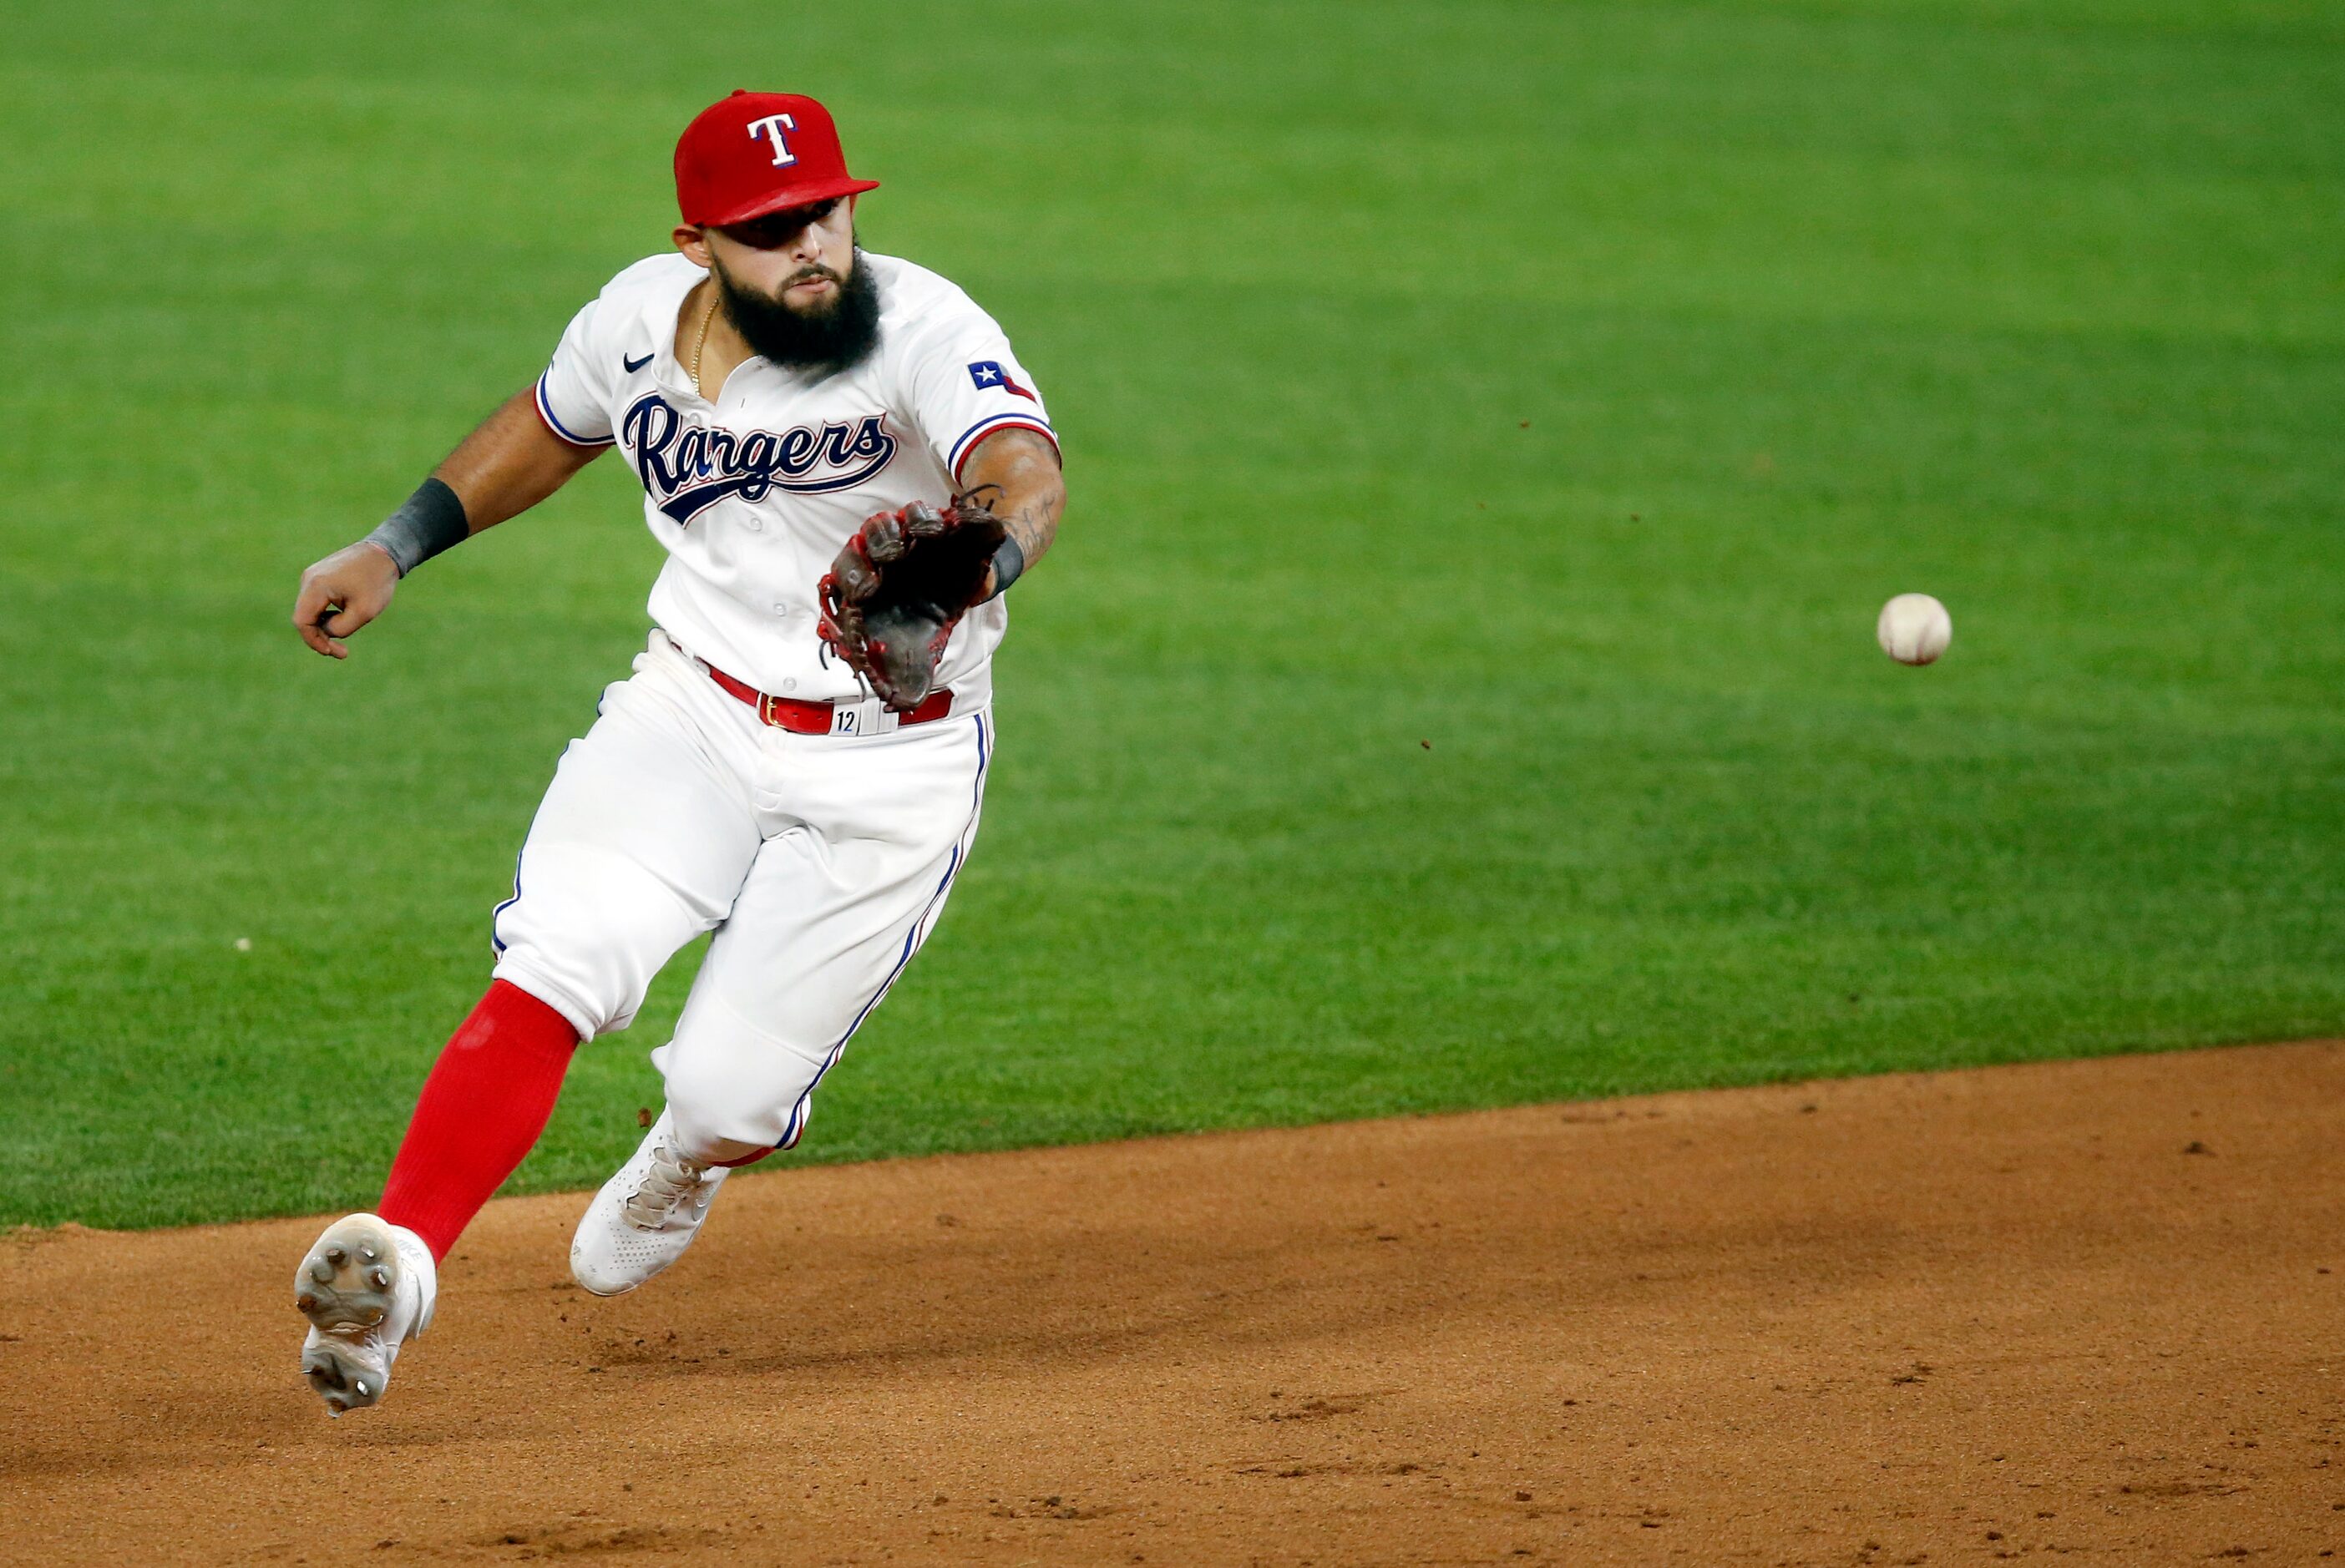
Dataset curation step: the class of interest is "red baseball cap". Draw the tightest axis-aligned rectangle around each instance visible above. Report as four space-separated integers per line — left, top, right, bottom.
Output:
675 90 879 229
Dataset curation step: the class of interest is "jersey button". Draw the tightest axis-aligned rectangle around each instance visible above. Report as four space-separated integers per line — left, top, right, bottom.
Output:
783 678 798 691
742 517 763 533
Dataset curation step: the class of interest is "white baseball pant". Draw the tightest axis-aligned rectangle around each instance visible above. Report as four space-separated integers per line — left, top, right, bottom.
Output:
489 630 990 1157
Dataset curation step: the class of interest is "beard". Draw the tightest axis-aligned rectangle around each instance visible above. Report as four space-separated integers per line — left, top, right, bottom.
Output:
710 245 883 378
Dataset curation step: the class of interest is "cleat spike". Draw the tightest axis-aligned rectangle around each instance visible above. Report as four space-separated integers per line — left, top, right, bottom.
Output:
296 1215 430 1416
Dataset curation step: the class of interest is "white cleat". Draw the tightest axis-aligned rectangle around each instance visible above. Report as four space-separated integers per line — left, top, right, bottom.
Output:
570 1109 730 1297
294 1212 436 1416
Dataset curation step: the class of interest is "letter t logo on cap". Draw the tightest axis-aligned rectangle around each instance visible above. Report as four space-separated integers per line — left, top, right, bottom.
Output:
747 114 798 167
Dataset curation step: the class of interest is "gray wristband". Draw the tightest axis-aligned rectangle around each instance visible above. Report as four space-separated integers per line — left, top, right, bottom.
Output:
984 534 1026 601
364 478 470 578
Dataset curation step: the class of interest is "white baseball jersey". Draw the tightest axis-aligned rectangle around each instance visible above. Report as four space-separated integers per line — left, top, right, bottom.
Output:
532 250 1056 704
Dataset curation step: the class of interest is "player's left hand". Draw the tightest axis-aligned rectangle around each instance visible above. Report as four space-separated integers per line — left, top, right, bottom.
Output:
292 541 401 660
817 497 1006 711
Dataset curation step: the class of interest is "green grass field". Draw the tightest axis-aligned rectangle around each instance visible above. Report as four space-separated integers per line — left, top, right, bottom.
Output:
3 0 2339 1230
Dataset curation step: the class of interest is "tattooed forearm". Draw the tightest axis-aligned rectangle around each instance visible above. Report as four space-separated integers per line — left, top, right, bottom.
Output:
959 426 1064 598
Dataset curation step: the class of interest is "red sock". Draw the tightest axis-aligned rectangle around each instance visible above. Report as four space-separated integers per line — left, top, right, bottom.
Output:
377 980 579 1262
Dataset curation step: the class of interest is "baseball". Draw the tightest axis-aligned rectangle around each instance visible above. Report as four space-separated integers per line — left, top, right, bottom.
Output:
1876 593 1952 665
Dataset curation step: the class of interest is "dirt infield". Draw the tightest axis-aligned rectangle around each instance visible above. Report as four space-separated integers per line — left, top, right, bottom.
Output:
6 1043 2345 1565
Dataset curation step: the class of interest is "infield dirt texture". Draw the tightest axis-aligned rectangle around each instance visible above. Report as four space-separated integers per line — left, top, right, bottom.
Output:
8 1044 2345 1561
3 0 2343 1560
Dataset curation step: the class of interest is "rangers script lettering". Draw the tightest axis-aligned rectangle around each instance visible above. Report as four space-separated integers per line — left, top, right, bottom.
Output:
620 391 897 522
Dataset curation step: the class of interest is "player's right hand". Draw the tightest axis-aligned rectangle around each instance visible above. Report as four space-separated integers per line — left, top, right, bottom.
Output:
293 542 400 660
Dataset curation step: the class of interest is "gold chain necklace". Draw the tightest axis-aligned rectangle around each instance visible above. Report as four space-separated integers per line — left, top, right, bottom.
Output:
688 286 720 398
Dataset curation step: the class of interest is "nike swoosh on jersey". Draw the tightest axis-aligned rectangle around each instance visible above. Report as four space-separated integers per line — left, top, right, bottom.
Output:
623 351 655 373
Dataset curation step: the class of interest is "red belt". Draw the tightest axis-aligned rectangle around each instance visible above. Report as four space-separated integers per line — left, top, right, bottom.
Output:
701 661 953 735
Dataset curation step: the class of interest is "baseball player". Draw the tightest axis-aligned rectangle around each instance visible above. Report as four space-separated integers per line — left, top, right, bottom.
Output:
284 91 1062 1414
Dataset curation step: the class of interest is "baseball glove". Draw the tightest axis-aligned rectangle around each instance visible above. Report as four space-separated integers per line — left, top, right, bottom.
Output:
817 492 1007 712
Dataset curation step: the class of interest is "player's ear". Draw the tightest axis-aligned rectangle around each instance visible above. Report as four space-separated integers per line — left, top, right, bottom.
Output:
673 225 712 266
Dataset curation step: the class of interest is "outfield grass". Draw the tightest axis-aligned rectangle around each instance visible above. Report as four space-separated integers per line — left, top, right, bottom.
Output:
2 0 2339 1229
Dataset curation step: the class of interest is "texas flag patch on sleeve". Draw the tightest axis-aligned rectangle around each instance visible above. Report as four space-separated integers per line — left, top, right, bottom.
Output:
967 360 1038 402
